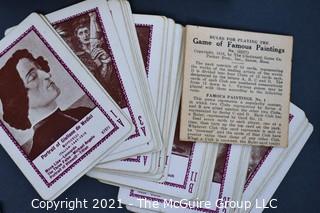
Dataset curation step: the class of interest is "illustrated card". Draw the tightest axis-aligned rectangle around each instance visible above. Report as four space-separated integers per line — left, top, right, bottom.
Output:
0 13 131 200
241 104 307 211
46 0 154 161
250 123 313 213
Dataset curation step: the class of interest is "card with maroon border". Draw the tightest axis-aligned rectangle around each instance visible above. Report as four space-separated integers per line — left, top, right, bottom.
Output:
0 13 131 200
93 1 167 174
3 5 168 174
45 0 160 162
99 8 184 176
240 104 307 212
251 123 312 213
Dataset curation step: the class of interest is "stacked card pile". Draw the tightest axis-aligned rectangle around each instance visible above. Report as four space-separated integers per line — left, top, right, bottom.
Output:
120 103 313 213
0 0 313 212
0 0 167 199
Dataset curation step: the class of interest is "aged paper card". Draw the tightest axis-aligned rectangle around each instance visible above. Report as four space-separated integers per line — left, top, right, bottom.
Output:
0 13 131 200
180 25 293 147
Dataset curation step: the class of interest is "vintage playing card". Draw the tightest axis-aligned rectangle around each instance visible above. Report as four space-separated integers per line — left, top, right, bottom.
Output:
3 0 159 161
94 5 185 176
45 0 159 161
94 21 157 173
93 0 164 174
108 0 163 157
119 21 185 178
239 104 308 213
133 15 165 109
109 15 184 177
0 13 131 200
250 123 313 213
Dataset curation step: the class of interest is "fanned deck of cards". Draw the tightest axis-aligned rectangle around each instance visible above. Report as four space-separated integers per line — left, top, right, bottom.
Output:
0 0 313 211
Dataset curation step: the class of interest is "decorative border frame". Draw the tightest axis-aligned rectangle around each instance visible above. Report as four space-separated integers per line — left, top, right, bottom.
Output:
135 24 153 76
0 26 119 188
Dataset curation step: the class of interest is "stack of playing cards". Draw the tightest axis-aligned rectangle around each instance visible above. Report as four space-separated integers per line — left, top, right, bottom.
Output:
86 2 222 200
0 11 134 200
119 103 313 213
0 0 166 199
0 0 313 212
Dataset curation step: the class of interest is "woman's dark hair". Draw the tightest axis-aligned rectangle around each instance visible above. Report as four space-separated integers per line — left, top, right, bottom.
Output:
0 49 50 130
